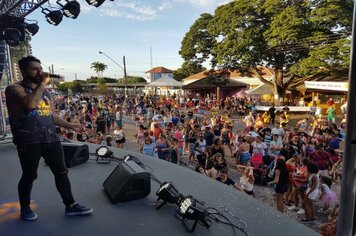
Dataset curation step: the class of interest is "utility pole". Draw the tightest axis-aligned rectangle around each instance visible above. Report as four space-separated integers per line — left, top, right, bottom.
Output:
123 55 127 97
337 2 356 235
51 64 54 90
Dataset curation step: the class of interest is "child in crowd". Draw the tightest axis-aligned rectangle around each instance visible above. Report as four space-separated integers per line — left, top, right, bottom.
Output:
319 176 338 213
105 135 112 147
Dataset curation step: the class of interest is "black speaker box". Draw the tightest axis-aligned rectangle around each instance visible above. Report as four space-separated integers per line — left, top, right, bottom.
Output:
62 142 89 168
103 160 151 203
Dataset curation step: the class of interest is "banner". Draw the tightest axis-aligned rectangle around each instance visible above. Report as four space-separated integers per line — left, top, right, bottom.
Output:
305 81 348 92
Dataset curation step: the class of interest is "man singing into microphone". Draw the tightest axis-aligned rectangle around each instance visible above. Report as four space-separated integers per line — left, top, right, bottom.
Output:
5 56 93 221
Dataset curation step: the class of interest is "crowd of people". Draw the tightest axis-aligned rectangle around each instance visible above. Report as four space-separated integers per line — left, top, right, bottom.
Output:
53 92 345 235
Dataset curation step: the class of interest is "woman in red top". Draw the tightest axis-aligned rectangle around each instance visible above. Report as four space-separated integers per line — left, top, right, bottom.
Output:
288 158 309 212
284 154 300 206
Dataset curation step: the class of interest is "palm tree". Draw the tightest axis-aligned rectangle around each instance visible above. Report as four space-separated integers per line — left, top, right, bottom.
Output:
90 61 107 78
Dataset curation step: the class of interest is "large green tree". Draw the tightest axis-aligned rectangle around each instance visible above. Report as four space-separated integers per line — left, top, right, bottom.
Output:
180 0 352 103
173 61 206 81
90 61 107 78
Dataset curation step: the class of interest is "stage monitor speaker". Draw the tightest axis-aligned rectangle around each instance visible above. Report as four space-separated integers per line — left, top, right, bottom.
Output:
62 142 89 168
103 160 151 203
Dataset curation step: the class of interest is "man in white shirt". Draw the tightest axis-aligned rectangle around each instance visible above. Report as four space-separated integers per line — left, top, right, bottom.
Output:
271 123 284 141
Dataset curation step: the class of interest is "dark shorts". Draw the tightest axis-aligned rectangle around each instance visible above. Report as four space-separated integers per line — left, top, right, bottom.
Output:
244 190 255 196
116 137 126 144
275 184 288 194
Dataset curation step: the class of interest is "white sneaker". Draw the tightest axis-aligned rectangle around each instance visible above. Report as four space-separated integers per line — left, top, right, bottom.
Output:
297 208 305 215
288 206 299 211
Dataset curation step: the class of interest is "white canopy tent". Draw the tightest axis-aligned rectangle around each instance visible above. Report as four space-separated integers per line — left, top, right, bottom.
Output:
145 75 182 95
146 76 182 87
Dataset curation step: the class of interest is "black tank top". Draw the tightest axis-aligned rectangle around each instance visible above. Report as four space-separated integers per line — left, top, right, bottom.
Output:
9 84 59 145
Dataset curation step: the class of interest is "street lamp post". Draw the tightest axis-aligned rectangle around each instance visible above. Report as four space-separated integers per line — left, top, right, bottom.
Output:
98 51 127 97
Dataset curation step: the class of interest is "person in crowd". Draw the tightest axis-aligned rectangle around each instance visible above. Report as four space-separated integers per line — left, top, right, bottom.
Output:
301 161 319 223
155 133 170 160
210 137 224 158
268 157 289 213
141 135 155 157
188 124 199 162
271 122 284 142
289 158 309 214
237 165 255 197
194 132 208 166
319 176 338 214
168 138 180 164
216 168 245 192
269 134 283 159
236 137 250 166
243 112 255 131
251 135 267 160
326 105 336 124
95 112 106 135
115 105 123 128
113 126 125 149
5 56 92 220
268 105 276 125
221 123 233 156
284 154 300 207
204 125 215 154
309 145 332 177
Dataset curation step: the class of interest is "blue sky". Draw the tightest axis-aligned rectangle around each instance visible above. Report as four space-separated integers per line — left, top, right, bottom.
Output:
28 0 232 81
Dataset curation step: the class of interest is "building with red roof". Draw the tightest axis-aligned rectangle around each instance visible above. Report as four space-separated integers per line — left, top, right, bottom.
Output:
145 67 174 83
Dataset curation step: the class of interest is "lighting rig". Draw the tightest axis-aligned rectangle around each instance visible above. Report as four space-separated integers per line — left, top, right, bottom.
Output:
0 0 114 46
155 182 211 233
95 146 113 164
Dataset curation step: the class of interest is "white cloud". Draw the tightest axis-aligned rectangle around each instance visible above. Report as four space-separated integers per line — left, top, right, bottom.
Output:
98 0 172 21
45 0 231 21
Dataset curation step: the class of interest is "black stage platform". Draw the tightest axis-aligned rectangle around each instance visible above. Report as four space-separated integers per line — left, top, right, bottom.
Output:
0 142 318 236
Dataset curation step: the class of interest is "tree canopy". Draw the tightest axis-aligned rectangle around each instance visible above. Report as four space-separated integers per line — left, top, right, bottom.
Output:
173 61 206 81
180 0 352 100
118 76 147 84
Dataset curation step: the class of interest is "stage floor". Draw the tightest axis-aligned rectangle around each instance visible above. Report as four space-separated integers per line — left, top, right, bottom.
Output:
0 142 318 236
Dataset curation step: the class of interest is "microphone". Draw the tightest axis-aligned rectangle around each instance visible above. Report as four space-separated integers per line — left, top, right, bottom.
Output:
48 73 63 79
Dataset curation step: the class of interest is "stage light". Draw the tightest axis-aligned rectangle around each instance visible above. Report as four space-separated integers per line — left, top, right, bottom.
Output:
179 196 193 215
156 182 182 209
178 196 211 233
96 146 113 164
85 0 105 7
58 0 81 19
123 154 143 167
25 23 39 36
42 9 63 26
3 28 21 47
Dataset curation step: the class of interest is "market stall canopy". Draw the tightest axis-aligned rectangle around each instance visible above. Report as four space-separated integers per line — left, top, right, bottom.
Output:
246 83 291 95
146 76 182 87
183 78 247 90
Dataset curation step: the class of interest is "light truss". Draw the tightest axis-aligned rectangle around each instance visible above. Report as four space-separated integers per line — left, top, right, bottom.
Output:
0 0 49 17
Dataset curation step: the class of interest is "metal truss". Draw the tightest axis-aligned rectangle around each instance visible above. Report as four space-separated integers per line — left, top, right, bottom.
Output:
0 0 48 17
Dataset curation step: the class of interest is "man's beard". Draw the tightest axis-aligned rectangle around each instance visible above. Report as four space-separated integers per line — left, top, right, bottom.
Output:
25 75 41 84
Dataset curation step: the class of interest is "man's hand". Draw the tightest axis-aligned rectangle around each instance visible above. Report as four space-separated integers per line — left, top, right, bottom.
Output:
72 124 85 133
40 72 51 86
